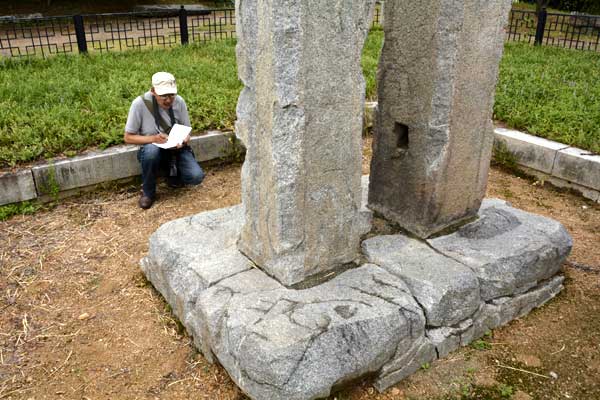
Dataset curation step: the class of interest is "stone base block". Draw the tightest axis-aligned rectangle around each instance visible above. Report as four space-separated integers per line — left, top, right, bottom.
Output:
141 198 571 400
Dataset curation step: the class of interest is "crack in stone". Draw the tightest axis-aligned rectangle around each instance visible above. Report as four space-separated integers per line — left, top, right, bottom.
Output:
212 285 236 297
362 258 434 321
247 306 270 314
239 366 286 391
252 298 298 326
371 274 413 298
344 284 423 340
421 239 488 303
291 298 373 309
281 329 328 388
194 221 218 231
214 305 231 355
346 285 399 308
482 274 563 307
247 330 270 342
398 308 419 339
406 294 429 325
207 266 253 289
423 238 473 271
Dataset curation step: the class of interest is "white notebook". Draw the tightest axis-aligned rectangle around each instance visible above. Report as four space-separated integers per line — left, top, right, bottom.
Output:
152 124 192 149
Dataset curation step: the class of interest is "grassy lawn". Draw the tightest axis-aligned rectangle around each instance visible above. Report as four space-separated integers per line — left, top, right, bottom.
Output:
495 42 600 153
0 40 240 167
1 30 598 167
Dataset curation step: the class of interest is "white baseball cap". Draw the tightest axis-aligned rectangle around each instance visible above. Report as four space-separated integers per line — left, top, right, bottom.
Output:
152 72 177 95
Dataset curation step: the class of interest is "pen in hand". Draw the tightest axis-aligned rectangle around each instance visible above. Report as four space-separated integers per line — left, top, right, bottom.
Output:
154 133 168 144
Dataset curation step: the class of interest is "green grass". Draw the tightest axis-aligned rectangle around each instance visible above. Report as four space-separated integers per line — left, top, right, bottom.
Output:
362 29 383 101
0 200 42 220
362 31 600 154
1 32 599 167
495 42 600 153
0 40 240 167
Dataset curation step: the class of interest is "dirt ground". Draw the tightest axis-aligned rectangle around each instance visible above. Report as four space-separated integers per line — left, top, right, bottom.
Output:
1 139 599 400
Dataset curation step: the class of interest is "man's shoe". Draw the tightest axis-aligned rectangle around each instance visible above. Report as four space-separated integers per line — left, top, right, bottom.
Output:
138 195 154 209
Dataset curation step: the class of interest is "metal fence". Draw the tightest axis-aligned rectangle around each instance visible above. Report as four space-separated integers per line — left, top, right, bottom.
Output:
0 7 236 58
507 9 600 51
3 7 598 59
0 6 384 59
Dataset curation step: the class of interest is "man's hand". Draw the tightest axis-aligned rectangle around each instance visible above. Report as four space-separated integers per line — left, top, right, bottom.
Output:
153 133 168 144
176 134 191 149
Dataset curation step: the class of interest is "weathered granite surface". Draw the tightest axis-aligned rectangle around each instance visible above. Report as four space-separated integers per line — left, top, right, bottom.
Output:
197 265 424 400
368 0 513 238
426 275 564 360
141 206 252 341
141 197 571 399
429 198 572 301
235 0 376 286
362 234 480 327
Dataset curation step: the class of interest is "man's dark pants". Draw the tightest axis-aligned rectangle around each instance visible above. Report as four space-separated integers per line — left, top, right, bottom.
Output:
138 144 205 199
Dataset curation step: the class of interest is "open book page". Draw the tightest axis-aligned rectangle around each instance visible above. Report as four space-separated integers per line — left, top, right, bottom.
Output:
152 124 192 149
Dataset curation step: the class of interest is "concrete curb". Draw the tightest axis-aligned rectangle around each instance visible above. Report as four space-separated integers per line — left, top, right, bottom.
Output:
1 120 598 206
494 128 600 203
0 131 242 206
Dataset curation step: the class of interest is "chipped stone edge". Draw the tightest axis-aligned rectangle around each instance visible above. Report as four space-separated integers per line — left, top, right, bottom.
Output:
0 131 244 206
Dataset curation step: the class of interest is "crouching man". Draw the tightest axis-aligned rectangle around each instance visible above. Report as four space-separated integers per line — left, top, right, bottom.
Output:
124 72 205 209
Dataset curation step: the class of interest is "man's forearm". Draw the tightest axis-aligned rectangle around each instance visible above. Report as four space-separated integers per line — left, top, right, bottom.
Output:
124 132 167 145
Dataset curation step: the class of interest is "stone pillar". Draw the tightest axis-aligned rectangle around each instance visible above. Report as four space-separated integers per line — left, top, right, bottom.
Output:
236 0 376 286
368 0 512 238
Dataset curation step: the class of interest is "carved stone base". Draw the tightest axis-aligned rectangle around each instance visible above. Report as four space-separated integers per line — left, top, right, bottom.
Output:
141 190 571 400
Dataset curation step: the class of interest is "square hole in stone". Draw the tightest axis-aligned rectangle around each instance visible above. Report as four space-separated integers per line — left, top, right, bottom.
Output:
395 122 409 150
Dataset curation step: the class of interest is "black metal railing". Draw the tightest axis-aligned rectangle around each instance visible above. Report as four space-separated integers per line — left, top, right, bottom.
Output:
372 5 383 29
0 7 236 58
2 6 600 59
507 8 600 51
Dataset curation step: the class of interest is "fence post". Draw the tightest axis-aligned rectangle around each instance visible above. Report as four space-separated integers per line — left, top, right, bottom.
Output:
179 6 189 45
73 15 88 54
534 7 548 46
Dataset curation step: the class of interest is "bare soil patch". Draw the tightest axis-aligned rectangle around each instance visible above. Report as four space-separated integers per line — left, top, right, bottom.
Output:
1 140 599 400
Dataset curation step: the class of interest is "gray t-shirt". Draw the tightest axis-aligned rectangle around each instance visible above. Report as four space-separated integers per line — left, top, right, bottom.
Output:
124 91 191 135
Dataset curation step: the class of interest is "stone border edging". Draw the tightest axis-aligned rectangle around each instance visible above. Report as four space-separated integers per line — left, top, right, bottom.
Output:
1 119 598 207
494 128 600 203
0 131 242 206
